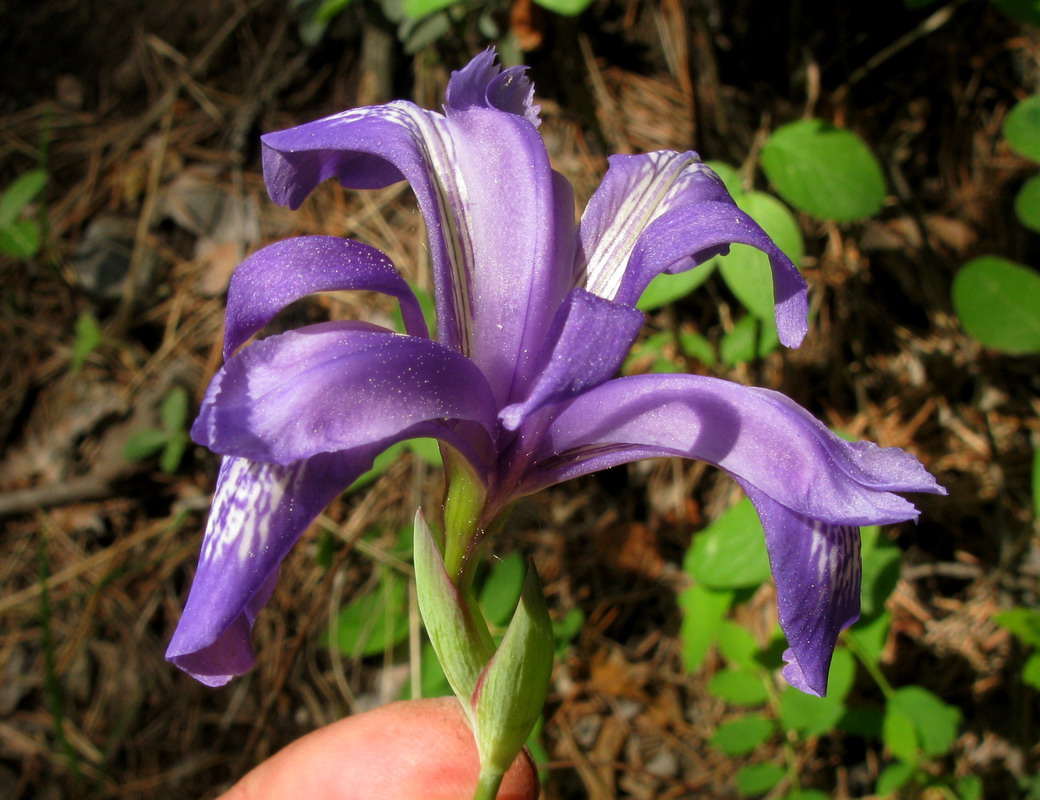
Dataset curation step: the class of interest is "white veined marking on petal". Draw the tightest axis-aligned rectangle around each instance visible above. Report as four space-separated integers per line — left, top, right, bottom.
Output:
583 153 716 301
201 459 289 568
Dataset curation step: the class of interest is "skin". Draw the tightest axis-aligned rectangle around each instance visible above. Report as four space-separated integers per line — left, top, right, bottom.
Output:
218 698 539 800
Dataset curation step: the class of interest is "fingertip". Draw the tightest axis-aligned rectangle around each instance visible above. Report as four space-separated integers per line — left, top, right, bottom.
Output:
219 698 539 800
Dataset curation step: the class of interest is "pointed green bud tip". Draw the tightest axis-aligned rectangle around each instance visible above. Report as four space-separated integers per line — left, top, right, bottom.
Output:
413 509 493 722
471 560 554 778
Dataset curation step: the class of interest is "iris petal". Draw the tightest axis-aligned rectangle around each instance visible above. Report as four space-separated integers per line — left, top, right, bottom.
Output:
193 321 498 466
742 483 862 696
166 452 374 685
615 202 808 348
575 151 808 348
529 374 945 522
499 289 643 430
224 235 428 359
577 151 733 298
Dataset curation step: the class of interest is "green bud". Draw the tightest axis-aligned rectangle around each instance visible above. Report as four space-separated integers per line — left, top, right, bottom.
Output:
471 561 554 779
412 508 493 724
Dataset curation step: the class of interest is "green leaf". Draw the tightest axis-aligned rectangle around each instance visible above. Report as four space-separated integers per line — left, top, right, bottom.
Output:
736 763 785 796
1026 653 1040 690
994 608 1040 647
552 607 585 657
709 714 774 755
1015 176 1040 233
717 620 761 671
720 314 760 365
314 0 355 21
859 526 901 616
0 219 42 258
678 583 734 672
0 169 47 227
123 429 171 461
532 0 595 14
952 256 1040 353
402 0 457 19
882 704 919 763
160 434 188 473
678 330 715 366
717 191 804 321
709 669 769 706
71 312 103 373
993 0 1040 26
846 611 891 666
160 386 189 433
837 706 884 738
407 437 442 467
685 496 771 589
330 569 410 658
876 761 916 795
479 552 526 628
956 775 983 800
780 647 855 736
761 119 887 222
636 260 716 311
890 685 961 757
784 792 830 800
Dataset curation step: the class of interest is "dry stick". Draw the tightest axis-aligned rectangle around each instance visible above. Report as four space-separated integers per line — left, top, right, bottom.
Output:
0 515 172 616
833 0 966 102
99 0 265 175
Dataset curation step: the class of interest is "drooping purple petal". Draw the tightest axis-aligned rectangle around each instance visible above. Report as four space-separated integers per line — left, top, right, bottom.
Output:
741 482 862 696
192 321 498 465
614 202 808 348
576 152 733 298
499 289 644 431
224 235 428 359
527 374 945 522
444 49 541 126
167 447 390 685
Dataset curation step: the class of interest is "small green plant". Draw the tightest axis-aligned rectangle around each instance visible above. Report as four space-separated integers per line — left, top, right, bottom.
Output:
123 386 192 473
0 169 48 258
949 95 1040 357
952 256 1040 354
70 312 104 373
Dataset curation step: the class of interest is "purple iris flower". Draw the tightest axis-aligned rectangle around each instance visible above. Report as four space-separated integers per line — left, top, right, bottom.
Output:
167 50 944 697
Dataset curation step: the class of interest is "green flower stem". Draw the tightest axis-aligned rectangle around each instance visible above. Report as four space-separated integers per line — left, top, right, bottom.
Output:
442 453 486 585
473 768 504 800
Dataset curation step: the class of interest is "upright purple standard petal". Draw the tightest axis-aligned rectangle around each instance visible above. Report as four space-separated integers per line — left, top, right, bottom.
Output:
444 48 541 126
223 236 429 358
